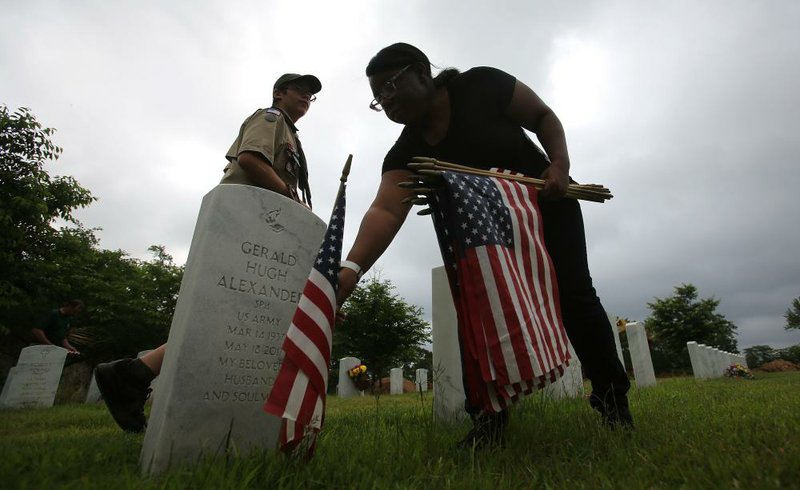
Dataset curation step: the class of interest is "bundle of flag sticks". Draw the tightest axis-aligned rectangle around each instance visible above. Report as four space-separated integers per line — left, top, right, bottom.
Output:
399 157 613 210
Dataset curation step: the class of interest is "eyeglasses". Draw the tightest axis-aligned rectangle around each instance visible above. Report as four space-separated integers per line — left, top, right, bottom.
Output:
283 85 317 102
369 64 411 112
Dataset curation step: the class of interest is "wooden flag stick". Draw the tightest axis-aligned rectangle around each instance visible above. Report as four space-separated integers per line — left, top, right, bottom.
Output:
407 157 612 202
411 156 611 194
407 163 608 202
340 154 353 183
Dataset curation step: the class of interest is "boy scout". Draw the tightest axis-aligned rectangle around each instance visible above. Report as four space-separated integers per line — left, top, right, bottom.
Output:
221 73 321 208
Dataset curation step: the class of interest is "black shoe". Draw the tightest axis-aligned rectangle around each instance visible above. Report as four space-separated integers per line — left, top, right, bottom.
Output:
590 394 634 429
95 358 154 433
457 410 508 450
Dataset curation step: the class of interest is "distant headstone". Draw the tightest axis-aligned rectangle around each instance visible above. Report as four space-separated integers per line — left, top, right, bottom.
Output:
415 368 428 392
625 322 656 388
0 346 68 409
686 341 707 380
337 357 361 398
431 267 468 423
0 367 19 407
543 342 583 400
699 345 715 378
712 348 724 377
140 185 326 475
85 369 102 403
606 312 626 366
390 368 403 395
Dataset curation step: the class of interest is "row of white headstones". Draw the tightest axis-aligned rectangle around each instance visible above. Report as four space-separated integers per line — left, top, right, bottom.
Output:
686 341 746 379
336 359 429 397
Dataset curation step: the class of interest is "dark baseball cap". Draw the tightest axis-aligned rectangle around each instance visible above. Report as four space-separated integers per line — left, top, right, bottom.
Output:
273 73 322 94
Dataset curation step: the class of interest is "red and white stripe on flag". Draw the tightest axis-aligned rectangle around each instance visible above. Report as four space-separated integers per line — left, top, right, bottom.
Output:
431 169 571 414
264 188 346 458
264 269 335 454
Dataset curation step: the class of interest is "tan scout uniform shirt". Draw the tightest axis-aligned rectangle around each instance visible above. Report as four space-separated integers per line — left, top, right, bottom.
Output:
221 107 304 197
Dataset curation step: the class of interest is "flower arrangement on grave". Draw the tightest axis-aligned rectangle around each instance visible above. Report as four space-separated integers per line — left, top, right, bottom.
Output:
724 363 754 379
347 363 371 391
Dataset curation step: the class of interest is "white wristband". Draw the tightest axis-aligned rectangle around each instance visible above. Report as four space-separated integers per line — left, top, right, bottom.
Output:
340 260 363 279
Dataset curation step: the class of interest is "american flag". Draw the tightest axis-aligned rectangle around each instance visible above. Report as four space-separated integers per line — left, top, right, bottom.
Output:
264 182 346 458
430 169 571 413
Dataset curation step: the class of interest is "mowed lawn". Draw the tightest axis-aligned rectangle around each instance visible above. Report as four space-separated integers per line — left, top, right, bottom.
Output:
0 372 798 489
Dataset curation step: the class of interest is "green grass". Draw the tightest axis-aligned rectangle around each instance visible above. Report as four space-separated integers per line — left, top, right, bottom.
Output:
1 372 798 489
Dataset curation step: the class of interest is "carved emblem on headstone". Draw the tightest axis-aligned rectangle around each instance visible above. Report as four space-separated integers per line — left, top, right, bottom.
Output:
263 209 285 233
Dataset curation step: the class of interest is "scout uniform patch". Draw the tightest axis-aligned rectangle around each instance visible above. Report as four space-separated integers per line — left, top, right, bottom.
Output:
263 107 280 123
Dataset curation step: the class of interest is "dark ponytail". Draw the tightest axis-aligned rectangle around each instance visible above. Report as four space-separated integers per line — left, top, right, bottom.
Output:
433 67 460 87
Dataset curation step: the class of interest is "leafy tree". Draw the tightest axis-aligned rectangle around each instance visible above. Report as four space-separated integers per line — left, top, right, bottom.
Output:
785 297 800 331
777 345 800 364
71 245 183 361
402 347 433 375
333 275 430 387
0 105 183 362
743 345 777 368
0 105 94 331
644 284 737 372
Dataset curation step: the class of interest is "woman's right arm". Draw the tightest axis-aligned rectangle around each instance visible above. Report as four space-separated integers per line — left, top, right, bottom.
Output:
336 169 415 305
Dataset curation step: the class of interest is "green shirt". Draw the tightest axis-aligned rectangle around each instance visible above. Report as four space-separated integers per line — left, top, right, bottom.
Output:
40 309 71 346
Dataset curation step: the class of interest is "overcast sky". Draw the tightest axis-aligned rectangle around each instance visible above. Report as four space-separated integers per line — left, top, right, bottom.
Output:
2 0 799 350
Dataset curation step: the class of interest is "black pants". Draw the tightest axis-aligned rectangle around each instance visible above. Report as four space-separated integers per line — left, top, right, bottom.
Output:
539 197 630 405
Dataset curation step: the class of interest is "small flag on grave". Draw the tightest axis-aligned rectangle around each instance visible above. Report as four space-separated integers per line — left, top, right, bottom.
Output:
264 155 351 458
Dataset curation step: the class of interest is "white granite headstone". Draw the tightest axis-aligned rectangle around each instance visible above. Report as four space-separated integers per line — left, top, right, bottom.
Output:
712 348 724 377
390 368 403 395
0 346 68 409
699 345 715 379
625 322 656 388
85 369 102 403
415 368 428 392
337 356 361 398
686 341 706 380
0 367 19 407
431 267 468 423
140 185 326 475
606 312 625 366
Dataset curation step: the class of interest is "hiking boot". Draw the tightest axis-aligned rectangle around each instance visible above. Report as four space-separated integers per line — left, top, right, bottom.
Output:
95 358 155 433
457 410 509 450
590 393 634 429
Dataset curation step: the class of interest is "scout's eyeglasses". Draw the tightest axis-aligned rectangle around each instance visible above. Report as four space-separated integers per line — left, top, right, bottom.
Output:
284 85 317 102
369 64 412 112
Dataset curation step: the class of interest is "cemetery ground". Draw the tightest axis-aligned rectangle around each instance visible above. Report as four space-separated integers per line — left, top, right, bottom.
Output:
1 373 798 489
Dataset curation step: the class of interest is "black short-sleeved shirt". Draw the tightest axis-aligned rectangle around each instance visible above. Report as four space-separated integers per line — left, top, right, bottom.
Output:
382 67 550 176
